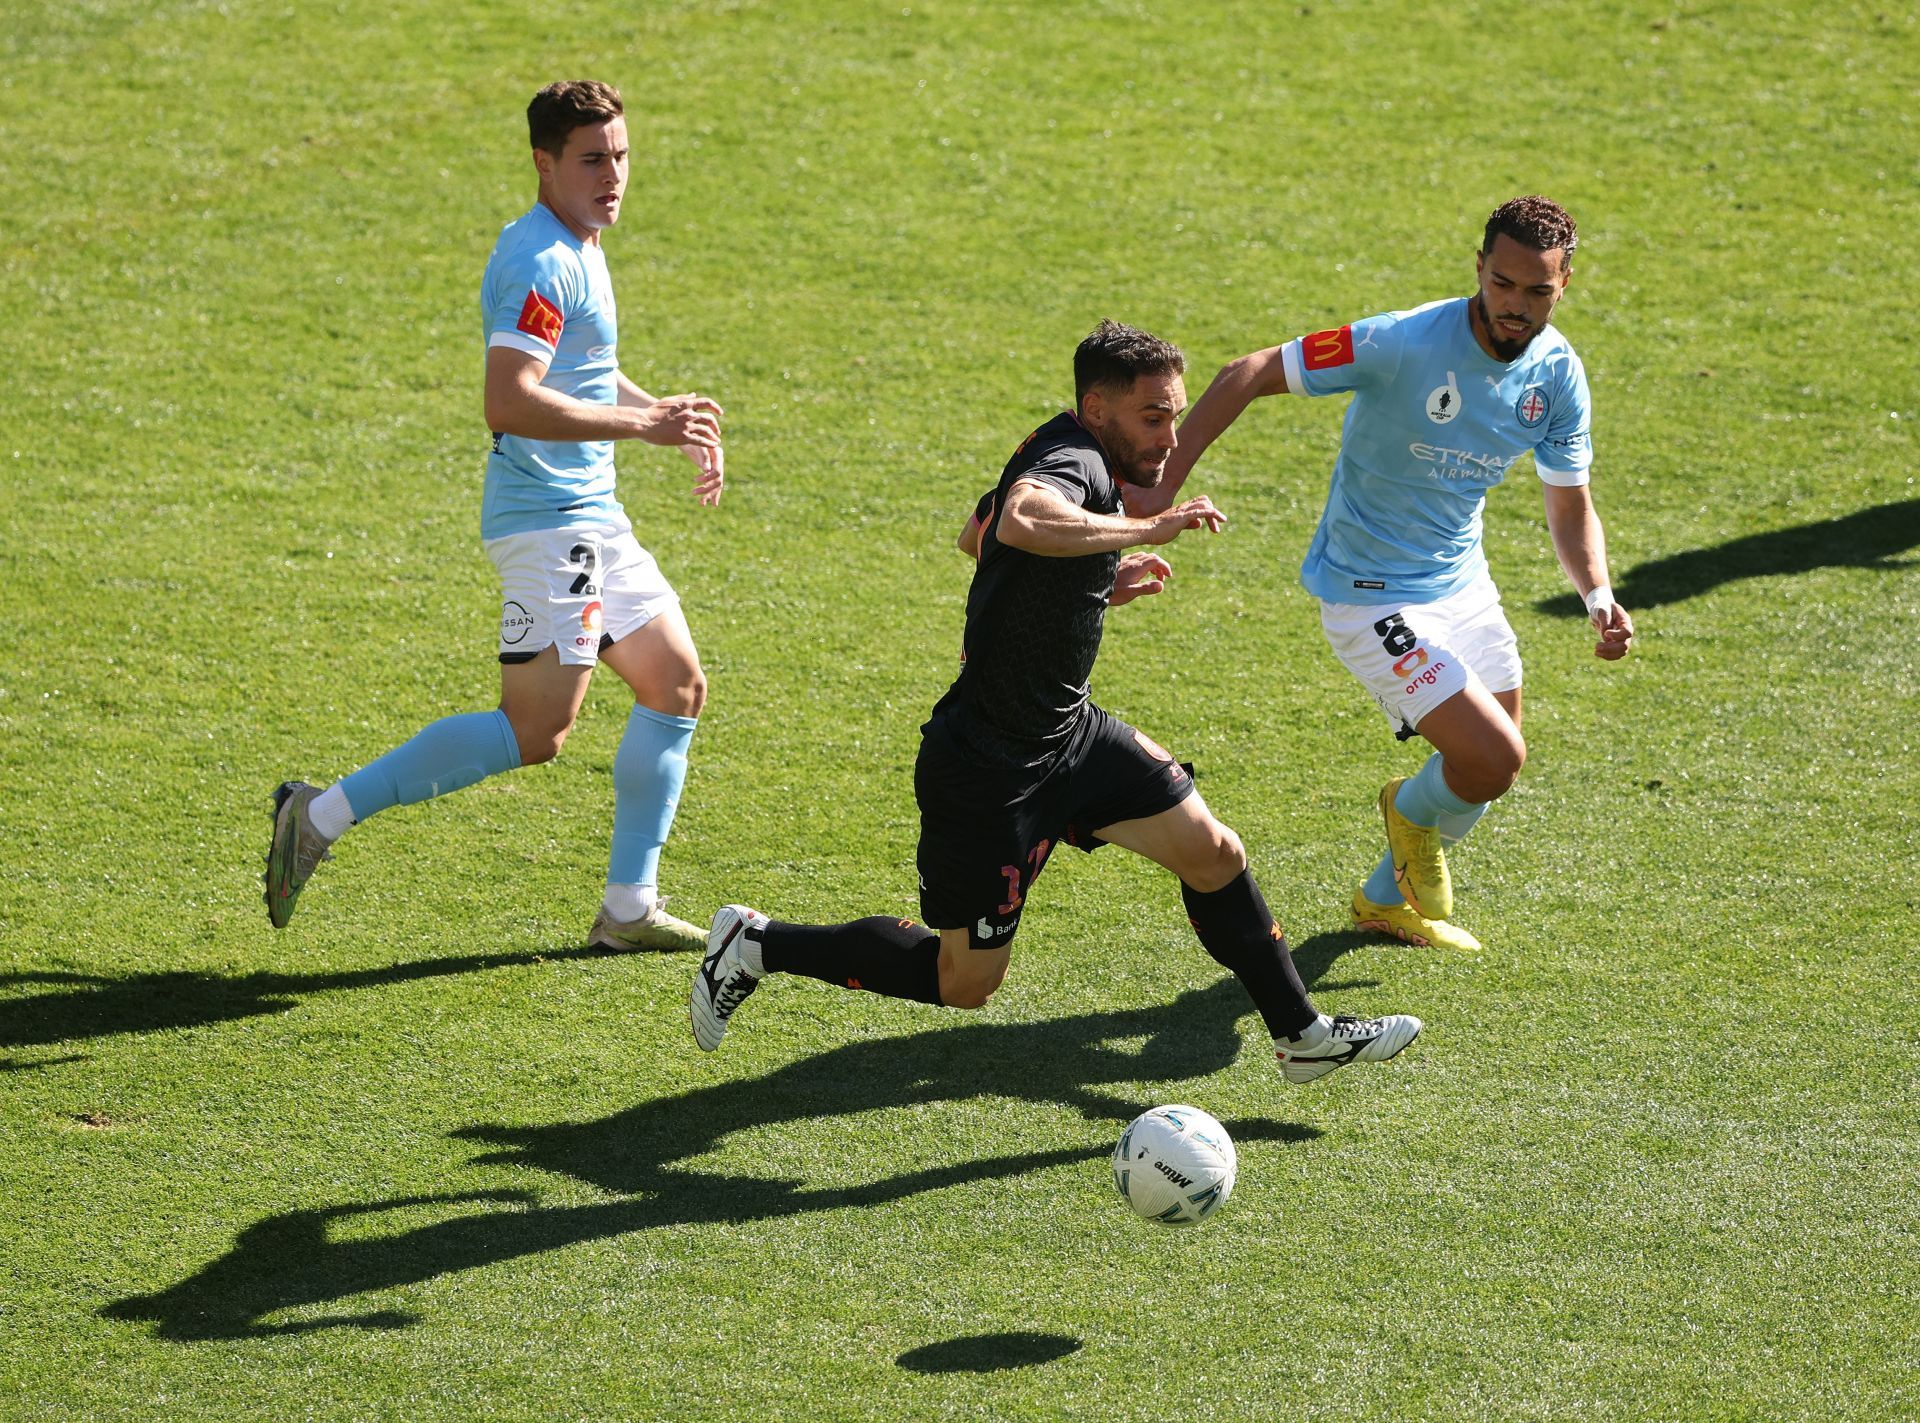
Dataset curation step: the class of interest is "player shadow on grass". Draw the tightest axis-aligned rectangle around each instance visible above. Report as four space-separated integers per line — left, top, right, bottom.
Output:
1534 495 1920 615
0 948 633 1057
101 935 1377 1341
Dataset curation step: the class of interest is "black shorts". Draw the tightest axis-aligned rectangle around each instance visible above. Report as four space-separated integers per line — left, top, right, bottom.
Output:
914 703 1196 949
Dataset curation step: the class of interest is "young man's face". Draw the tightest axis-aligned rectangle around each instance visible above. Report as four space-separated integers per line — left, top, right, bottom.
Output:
1084 371 1187 487
535 117 629 242
1473 232 1571 361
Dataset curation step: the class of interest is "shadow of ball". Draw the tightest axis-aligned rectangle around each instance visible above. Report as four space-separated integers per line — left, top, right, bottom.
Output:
897 1331 1083 1374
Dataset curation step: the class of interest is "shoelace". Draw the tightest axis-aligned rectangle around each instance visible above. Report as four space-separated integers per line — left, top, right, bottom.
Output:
713 971 757 1017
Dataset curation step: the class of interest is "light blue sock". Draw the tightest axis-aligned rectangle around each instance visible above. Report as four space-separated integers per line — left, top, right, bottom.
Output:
1392 751 1478 826
1363 850 1404 906
1437 800 1490 847
337 708 521 822
608 704 697 887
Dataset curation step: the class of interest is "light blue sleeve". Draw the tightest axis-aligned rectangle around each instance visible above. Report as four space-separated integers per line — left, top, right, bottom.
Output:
484 244 581 358
1535 354 1593 483
1281 311 1405 398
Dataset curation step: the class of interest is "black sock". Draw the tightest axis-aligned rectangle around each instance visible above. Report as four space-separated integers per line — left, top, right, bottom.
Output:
1181 871 1317 1038
760 917 944 1006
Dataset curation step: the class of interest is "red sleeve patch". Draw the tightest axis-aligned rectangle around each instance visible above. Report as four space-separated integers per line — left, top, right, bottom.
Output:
1301 325 1355 371
516 289 565 347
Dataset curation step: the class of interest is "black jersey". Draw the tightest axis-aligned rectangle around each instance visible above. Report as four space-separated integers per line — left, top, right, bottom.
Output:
930 411 1120 769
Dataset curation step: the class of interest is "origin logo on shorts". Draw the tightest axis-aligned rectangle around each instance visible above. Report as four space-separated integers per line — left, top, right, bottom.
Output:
580 601 604 636
500 600 535 645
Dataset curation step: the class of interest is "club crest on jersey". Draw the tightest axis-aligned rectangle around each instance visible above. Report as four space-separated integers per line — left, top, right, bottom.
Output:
516 289 565 346
1515 386 1549 428
1425 371 1461 425
1302 325 1355 371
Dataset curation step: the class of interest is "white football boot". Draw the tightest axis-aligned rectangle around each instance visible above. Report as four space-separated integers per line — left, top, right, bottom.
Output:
690 905 769 1051
1274 1012 1423 1085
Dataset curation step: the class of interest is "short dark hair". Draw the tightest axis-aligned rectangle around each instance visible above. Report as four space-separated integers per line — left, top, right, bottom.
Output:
528 80 624 157
1482 195 1578 270
1073 319 1185 406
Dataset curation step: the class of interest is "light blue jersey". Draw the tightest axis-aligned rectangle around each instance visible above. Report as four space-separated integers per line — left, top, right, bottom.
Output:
1280 297 1592 605
479 203 625 540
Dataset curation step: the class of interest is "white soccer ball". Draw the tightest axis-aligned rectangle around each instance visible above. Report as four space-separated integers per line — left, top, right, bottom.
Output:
1111 1104 1237 1225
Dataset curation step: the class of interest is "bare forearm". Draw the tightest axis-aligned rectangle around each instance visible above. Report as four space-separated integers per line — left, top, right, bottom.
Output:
488 382 654 442
1000 480 1225 556
1544 490 1613 597
1000 499 1158 556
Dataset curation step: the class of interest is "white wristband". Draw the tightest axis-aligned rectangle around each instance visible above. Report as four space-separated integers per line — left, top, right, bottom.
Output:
1583 585 1615 617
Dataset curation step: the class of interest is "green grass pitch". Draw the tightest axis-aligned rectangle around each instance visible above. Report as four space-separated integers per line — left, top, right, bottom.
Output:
3 1 1916 1418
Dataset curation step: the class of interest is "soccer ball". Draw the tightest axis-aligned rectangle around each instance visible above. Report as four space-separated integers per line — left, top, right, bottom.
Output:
1111 1104 1237 1225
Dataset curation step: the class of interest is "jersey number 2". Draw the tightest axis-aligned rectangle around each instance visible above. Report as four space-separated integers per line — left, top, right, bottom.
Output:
568 543 601 597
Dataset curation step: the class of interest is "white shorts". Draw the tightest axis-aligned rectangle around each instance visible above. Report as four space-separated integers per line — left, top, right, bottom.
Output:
1319 573 1521 737
484 523 679 667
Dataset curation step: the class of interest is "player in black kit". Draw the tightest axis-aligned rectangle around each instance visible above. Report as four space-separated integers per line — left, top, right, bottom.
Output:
691 322 1423 1084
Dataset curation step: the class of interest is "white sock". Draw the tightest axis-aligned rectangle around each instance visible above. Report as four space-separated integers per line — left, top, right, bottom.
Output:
1278 1015 1332 1049
602 883 657 921
308 784 355 842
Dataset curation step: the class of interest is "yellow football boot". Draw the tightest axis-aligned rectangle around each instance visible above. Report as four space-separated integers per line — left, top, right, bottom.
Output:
1351 890 1482 953
1379 776 1452 920
589 901 707 953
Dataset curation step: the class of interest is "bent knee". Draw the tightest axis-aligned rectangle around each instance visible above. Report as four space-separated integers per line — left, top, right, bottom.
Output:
938 964 1006 1010
674 668 708 719
1490 733 1526 789
1184 821 1248 893
1454 736 1526 800
636 666 707 719
1214 823 1248 878
507 714 576 766
516 730 569 766
941 983 997 1010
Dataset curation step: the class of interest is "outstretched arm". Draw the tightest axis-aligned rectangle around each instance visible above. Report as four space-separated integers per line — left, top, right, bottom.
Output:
964 488 1173 607
1542 481 1634 660
1128 345 1290 517
998 479 1225 557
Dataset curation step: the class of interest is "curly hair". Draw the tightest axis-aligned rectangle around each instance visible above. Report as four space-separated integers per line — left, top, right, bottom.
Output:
1482 196 1578 269
528 81 624 157
1073 319 1186 405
